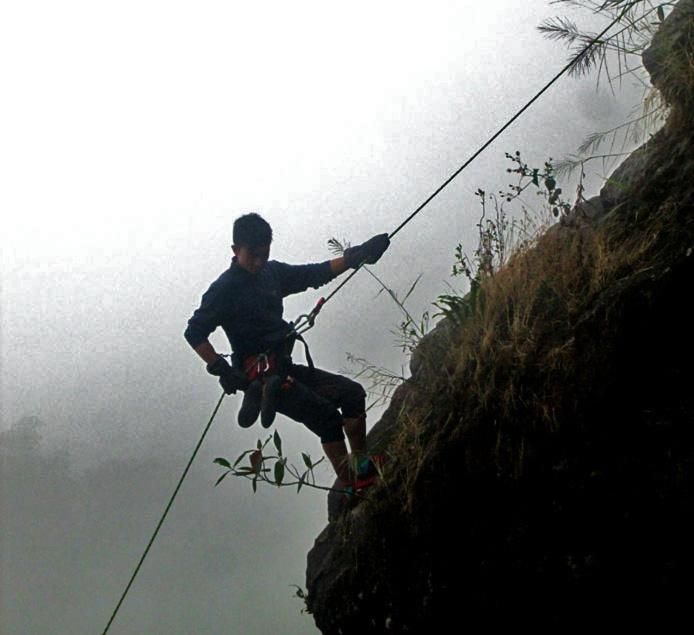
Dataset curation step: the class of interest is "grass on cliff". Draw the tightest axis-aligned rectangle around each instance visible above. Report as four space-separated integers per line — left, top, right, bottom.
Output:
370 0 694 511
349 1 694 513
372 140 682 515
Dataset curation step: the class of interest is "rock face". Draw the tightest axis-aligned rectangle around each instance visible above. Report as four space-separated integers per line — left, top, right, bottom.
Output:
642 0 694 112
306 3 694 632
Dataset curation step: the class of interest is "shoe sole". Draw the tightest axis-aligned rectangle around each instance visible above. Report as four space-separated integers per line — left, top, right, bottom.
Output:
238 381 262 428
261 375 282 428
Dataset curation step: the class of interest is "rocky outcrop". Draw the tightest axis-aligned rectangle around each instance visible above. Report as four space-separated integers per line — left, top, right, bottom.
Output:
306 3 694 632
642 0 694 113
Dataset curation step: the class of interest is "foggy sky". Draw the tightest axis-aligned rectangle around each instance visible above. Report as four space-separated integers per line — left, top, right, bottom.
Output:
1 1 650 633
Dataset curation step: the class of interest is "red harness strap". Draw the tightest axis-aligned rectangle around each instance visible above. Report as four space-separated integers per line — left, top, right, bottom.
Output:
242 353 295 391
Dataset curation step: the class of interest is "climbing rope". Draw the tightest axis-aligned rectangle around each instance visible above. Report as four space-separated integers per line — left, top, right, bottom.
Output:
102 4 637 631
317 0 642 315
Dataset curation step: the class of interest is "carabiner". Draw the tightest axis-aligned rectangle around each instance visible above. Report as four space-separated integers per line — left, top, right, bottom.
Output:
255 353 270 376
292 296 326 336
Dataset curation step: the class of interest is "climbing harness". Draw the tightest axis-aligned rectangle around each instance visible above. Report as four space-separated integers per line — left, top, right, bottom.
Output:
236 318 319 385
243 352 273 382
101 5 638 631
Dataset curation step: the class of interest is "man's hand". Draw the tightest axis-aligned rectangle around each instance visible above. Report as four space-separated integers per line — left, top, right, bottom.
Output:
206 356 249 394
343 233 390 269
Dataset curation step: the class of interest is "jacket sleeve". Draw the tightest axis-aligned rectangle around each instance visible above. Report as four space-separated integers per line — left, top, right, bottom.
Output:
273 260 336 297
184 282 226 349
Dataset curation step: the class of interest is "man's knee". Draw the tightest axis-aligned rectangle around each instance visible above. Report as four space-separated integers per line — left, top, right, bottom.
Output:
309 410 344 444
277 374 359 443
341 381 367 419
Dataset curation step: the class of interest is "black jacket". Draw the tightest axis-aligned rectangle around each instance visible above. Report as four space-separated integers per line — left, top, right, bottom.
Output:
184 256 336 367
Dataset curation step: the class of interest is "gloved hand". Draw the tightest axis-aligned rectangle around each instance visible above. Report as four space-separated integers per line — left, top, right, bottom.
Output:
206 356 249 394
343 233 390 269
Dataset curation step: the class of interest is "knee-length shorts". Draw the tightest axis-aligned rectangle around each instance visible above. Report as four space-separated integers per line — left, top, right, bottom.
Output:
273 364 367 443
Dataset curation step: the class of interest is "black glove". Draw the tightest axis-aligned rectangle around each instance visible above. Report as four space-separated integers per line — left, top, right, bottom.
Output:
206 356 249 394
343 233 390 269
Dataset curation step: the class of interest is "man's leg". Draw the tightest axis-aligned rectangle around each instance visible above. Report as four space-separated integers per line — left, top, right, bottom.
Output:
322 439 353 488
343 413 367 476
276 364 369 487
324 413 369 488
273 375 357 488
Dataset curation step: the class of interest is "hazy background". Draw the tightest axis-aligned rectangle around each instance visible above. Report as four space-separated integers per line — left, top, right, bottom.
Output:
1 1 649 633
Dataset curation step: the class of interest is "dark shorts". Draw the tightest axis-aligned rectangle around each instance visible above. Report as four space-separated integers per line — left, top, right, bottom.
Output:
273 364 367 443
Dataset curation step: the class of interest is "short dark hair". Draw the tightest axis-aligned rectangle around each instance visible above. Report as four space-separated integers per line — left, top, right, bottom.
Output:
233 213 273 248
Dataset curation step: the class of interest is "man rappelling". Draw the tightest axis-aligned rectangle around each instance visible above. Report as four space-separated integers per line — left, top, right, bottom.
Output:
184 213 390 500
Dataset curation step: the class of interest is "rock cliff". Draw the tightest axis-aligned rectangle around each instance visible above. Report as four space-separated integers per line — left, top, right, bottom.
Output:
306 2 694 631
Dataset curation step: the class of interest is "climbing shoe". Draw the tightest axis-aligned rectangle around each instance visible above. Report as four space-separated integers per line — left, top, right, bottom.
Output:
356 454 388 479
339 477 379 512
260 374 282 428
237 379 262 428
352 455 388 491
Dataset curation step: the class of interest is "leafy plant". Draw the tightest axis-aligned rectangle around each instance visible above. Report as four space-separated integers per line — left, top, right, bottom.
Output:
434 152 573 325
213 430 351 495
336 150 575 405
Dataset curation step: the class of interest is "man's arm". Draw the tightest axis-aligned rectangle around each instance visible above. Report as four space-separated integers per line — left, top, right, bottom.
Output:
329 256 349 276
274 235 390 297
184 281 225 356
193 340 222 365
200 341 249 394
274 259 337 296
184 278 247 395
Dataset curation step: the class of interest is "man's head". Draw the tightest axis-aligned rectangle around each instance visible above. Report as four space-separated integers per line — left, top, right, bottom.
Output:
231 213 273 274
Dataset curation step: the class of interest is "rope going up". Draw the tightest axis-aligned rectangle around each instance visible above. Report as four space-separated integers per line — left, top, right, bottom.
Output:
299 0 642 331
101 4 637 632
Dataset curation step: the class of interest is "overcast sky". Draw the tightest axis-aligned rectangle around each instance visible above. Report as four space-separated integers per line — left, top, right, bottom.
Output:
1 1 650 633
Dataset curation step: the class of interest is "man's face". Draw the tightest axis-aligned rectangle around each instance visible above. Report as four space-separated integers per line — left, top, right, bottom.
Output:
232 243 270 275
